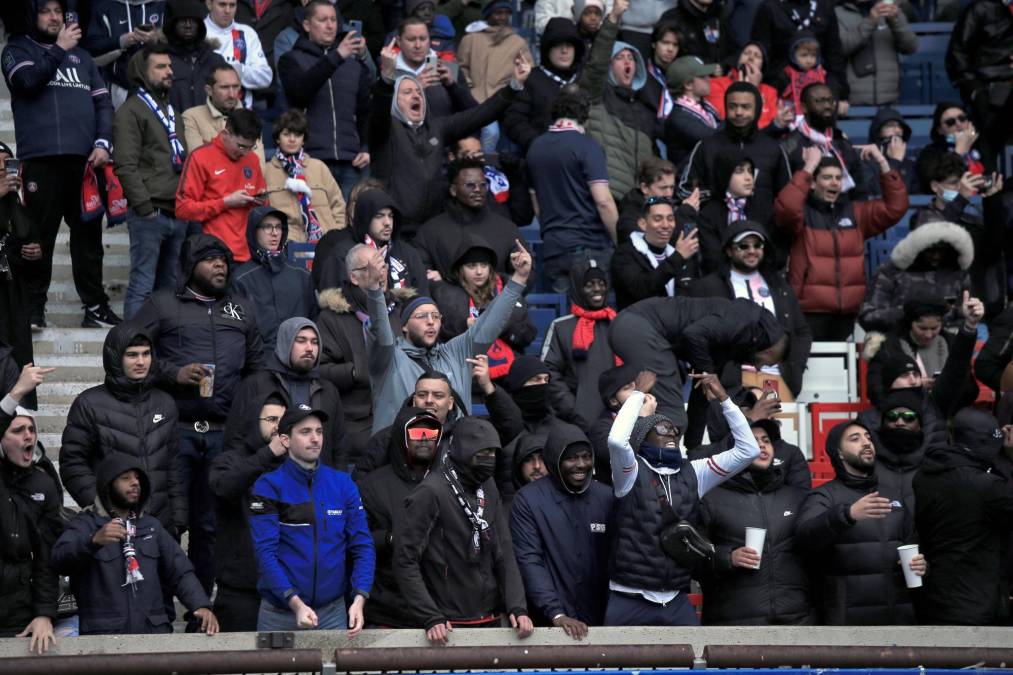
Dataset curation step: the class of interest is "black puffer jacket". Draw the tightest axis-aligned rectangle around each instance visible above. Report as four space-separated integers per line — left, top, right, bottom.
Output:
795 421 918 625
359 407 441 627
414 199 524 283
659 1 735 65
165 0 227 114
132 234 265 422
0 442 62 634
975 305 1013 392
945 0 1013 101
59 323 185 529
700 465 814 625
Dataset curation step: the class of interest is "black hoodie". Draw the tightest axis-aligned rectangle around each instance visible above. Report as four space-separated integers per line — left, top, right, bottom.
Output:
314 189 429 295
132 233 265 422
165 0 228 113
359 406 441 627
860 106 919 197
59 323 186 529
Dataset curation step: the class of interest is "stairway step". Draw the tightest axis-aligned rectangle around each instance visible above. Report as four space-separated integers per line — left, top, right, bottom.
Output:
34 381 99 405
32 354 106 381
43 301 126 329
33 327 111 355
45 281 126 304
55 230 130 256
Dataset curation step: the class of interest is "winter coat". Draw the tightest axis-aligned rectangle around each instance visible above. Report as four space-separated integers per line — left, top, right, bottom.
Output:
510 421 614 625
264 152 347 242
774 169 909 315
278 35 372 163
835 1 917 106
658 1 735 65
579 18 658 201
0 201 42 411
368 76 517 236
52 454 210 635
859 221 973 334
0 445 62 634
393 418 527 627
208 404 285 593
750 0 849 100
794 422 917 625
248 457 375 610
358 406 440 627
59 323 185 529
234 0 294 78
131 233 265 422
611 236 699 311
414 200 524 283
700 466 814 625
945 0 1013 101
81 0 164 90
687 223 812 397
913 445 1013 625
165 0 227 115
457 25 531 103
664 99 722 167
224 317 348 469
229 206 317 350
975 305 1013 392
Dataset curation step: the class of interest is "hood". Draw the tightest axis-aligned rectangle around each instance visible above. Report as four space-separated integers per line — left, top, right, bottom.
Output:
511 432 547 488
867 106 912 144
245 205 290 263
567 253 610 309
431 14 456 40
727 41 769 77
268 317 320 376
29 0 67 40
951 407 1005 461
102 322 158 397
723 81 762 138
825 419 878 489
450 233 498 277
540 17 585 74
165 0 209 47
177 233 234 294
921 444 993 474
448 417 501 484
787 30 821 70
392 75 428 128
608 41 647 92
712 150 754 197
543 422 593 494
388 406 441 482
889 220 973 271
95 453 151 516
352 189 401 243
125 48 152 91
929 101 965 144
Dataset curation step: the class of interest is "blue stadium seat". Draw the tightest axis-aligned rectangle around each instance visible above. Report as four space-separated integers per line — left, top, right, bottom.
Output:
287 242 315 270
899 24 960 104
527 307 559 356
866 238 897 280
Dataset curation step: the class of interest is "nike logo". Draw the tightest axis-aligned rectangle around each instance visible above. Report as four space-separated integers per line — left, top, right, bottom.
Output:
152 414 164 424
783 510 794 517
214 169 226 175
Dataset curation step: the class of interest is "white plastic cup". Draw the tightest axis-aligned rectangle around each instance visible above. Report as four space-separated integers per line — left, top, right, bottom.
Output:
897 544 922 588
744 527 766 569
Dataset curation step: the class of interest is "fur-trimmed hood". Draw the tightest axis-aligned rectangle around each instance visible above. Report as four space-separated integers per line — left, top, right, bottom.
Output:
890 221 973 271
318 285 417 314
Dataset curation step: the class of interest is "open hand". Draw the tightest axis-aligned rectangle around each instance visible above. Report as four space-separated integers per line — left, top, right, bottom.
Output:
510 612 534 639
552 614 588 640
17 616 54 654
193 608 219 635
690 372 728 402
849 491 892 521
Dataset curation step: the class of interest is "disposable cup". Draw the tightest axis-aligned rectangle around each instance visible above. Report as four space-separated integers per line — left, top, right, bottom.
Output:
745 527 766 569
897 544 922 588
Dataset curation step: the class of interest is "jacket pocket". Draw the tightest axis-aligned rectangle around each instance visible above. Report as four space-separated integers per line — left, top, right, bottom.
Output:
146 612 172 633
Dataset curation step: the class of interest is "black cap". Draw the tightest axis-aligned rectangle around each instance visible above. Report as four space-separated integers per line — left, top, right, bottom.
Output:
279 405 329 435
598 363 640 407
878 388 923 417
880 355 920 390
951 407 1003 459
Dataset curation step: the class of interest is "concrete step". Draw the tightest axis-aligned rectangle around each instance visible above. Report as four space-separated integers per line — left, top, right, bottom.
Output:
32 354 106 382
42 301 125 328
32 403 72 435
33 380 99 405
32 327 110 356
46 281 126 304
55 230 130 256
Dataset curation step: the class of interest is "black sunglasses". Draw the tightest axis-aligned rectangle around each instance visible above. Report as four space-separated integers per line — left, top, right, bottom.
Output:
941 114 968 128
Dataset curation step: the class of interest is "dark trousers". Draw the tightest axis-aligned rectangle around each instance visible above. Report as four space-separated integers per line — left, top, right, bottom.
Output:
213 584 262 632
604 590 699 626
968 84 1013 170
22 155 108 310
177 426 224 597
804 312 856 341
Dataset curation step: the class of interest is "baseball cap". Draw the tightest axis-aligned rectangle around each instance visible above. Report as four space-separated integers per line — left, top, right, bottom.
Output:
666 56 717 90
279 405 329 435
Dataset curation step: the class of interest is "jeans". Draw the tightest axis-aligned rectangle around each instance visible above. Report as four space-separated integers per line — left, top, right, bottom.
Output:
326 159 367 203
603 590 699 626
214 584 262 632
124 211 189 319
257 597 347 631
177 426 224 597
480 121 500 155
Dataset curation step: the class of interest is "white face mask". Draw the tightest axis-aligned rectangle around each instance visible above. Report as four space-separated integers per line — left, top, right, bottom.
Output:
939 188 959 203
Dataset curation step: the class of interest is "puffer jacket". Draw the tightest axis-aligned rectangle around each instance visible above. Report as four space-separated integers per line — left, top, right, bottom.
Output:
794 421 917 625
165 0 227 114
700 465 814 625
131 233 265 422
59 323 185 529
81 0 163 90
774 168 909 315
229 206 317 350
579 17 657 200
859 221 973 333
658 0 735 65
835 1 918 106
414 199 525 283
945 0 1013 101
264 152 347 242
457 25 531 103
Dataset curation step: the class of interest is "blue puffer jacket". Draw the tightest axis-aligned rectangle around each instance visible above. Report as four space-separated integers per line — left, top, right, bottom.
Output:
278 34 372 163
248 457 374 610
2 12 113 159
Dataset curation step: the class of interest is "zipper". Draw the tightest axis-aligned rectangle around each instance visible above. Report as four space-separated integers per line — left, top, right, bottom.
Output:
831 227 842 312
309 470 318 607
208 305 219 391
328 48 339 159
757 490 772 620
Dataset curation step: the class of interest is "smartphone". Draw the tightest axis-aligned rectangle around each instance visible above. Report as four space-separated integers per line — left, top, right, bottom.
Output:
348 19 363 35
138 23 154 32
424 54 438 72
762 379 779 401
981 176 994 191
4 158 19 177
65 11 78 25
738 65 747 80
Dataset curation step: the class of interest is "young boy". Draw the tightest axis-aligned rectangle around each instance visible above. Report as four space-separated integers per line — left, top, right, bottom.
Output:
779 31 826 116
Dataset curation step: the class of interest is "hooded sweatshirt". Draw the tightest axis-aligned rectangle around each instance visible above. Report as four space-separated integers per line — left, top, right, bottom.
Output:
60 323 185 529
230 206 317 350
165 0 227 114
202 11 273 107
510 422 614 625
81 0 164 90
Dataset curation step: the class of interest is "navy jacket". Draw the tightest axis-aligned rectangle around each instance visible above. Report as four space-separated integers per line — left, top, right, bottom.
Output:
510 422 613 625
2 33 113 159
278 35 372 163
82 0 166 90
248 458 375 609
165 0 227 114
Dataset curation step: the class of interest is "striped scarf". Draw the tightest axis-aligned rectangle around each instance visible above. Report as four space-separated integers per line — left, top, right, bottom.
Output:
277 148 323 242
794 116 856 191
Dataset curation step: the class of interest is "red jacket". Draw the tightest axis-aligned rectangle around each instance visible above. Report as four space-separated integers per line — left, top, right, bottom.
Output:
774 169 908 315
175 134 265 262
706 74 779 129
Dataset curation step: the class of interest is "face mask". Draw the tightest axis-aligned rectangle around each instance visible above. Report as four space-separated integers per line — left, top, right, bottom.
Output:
878 426 924 455
945 134 956 145
468 455 497 484
639 442 683 470
512 383 549 419
940 188 959 203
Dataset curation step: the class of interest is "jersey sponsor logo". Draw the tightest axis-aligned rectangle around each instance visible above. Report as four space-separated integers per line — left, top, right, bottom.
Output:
249 500 266 512
590 523 606 533
221 301 244 321
327 509 343 516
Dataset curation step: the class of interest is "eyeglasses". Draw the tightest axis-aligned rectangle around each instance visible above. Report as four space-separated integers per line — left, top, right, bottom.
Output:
258 416 281 424
407 426 440 441
644 196 674 207
463 181 489 191
941 114 967 128
412 311 442 322
884 410 919 423
734 241 764 251
258 224 283 232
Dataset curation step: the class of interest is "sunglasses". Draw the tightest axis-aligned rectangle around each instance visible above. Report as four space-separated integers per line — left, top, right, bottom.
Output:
941 114 967 128
734 241 764 251
463 181 489 191
644 195 674 207
407 426 440 441
884 410 919 423
653 423 677 437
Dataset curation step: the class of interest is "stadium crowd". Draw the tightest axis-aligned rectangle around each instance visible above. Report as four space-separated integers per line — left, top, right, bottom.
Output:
0 0 1012 653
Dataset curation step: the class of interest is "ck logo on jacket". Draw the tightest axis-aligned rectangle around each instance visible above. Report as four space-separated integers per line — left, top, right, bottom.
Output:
222 301 245 321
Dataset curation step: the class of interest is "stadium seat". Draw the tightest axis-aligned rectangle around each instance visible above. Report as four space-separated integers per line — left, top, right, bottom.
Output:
809 401 869 484
798 342 860 403
287 242 316 271
865 238 896 280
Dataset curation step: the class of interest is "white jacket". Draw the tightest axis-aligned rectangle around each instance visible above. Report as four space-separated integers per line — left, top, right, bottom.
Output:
534 0 614 38
203 17 273 107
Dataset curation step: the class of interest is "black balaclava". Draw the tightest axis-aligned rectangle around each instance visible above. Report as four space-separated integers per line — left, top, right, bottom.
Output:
506 356 551 421
877 388 925 455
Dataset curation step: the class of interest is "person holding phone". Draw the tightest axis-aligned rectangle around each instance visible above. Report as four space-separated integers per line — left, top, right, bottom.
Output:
81 0 163 106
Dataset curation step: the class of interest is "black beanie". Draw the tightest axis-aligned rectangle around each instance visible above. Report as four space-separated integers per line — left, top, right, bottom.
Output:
598 364 640 407
879 353 920 390
878 388 924 418
902 297 947 328
505 355 550 392
951 407 1004 459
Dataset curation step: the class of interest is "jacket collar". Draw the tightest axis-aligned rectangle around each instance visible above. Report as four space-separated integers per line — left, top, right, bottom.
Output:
281 456 319 485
